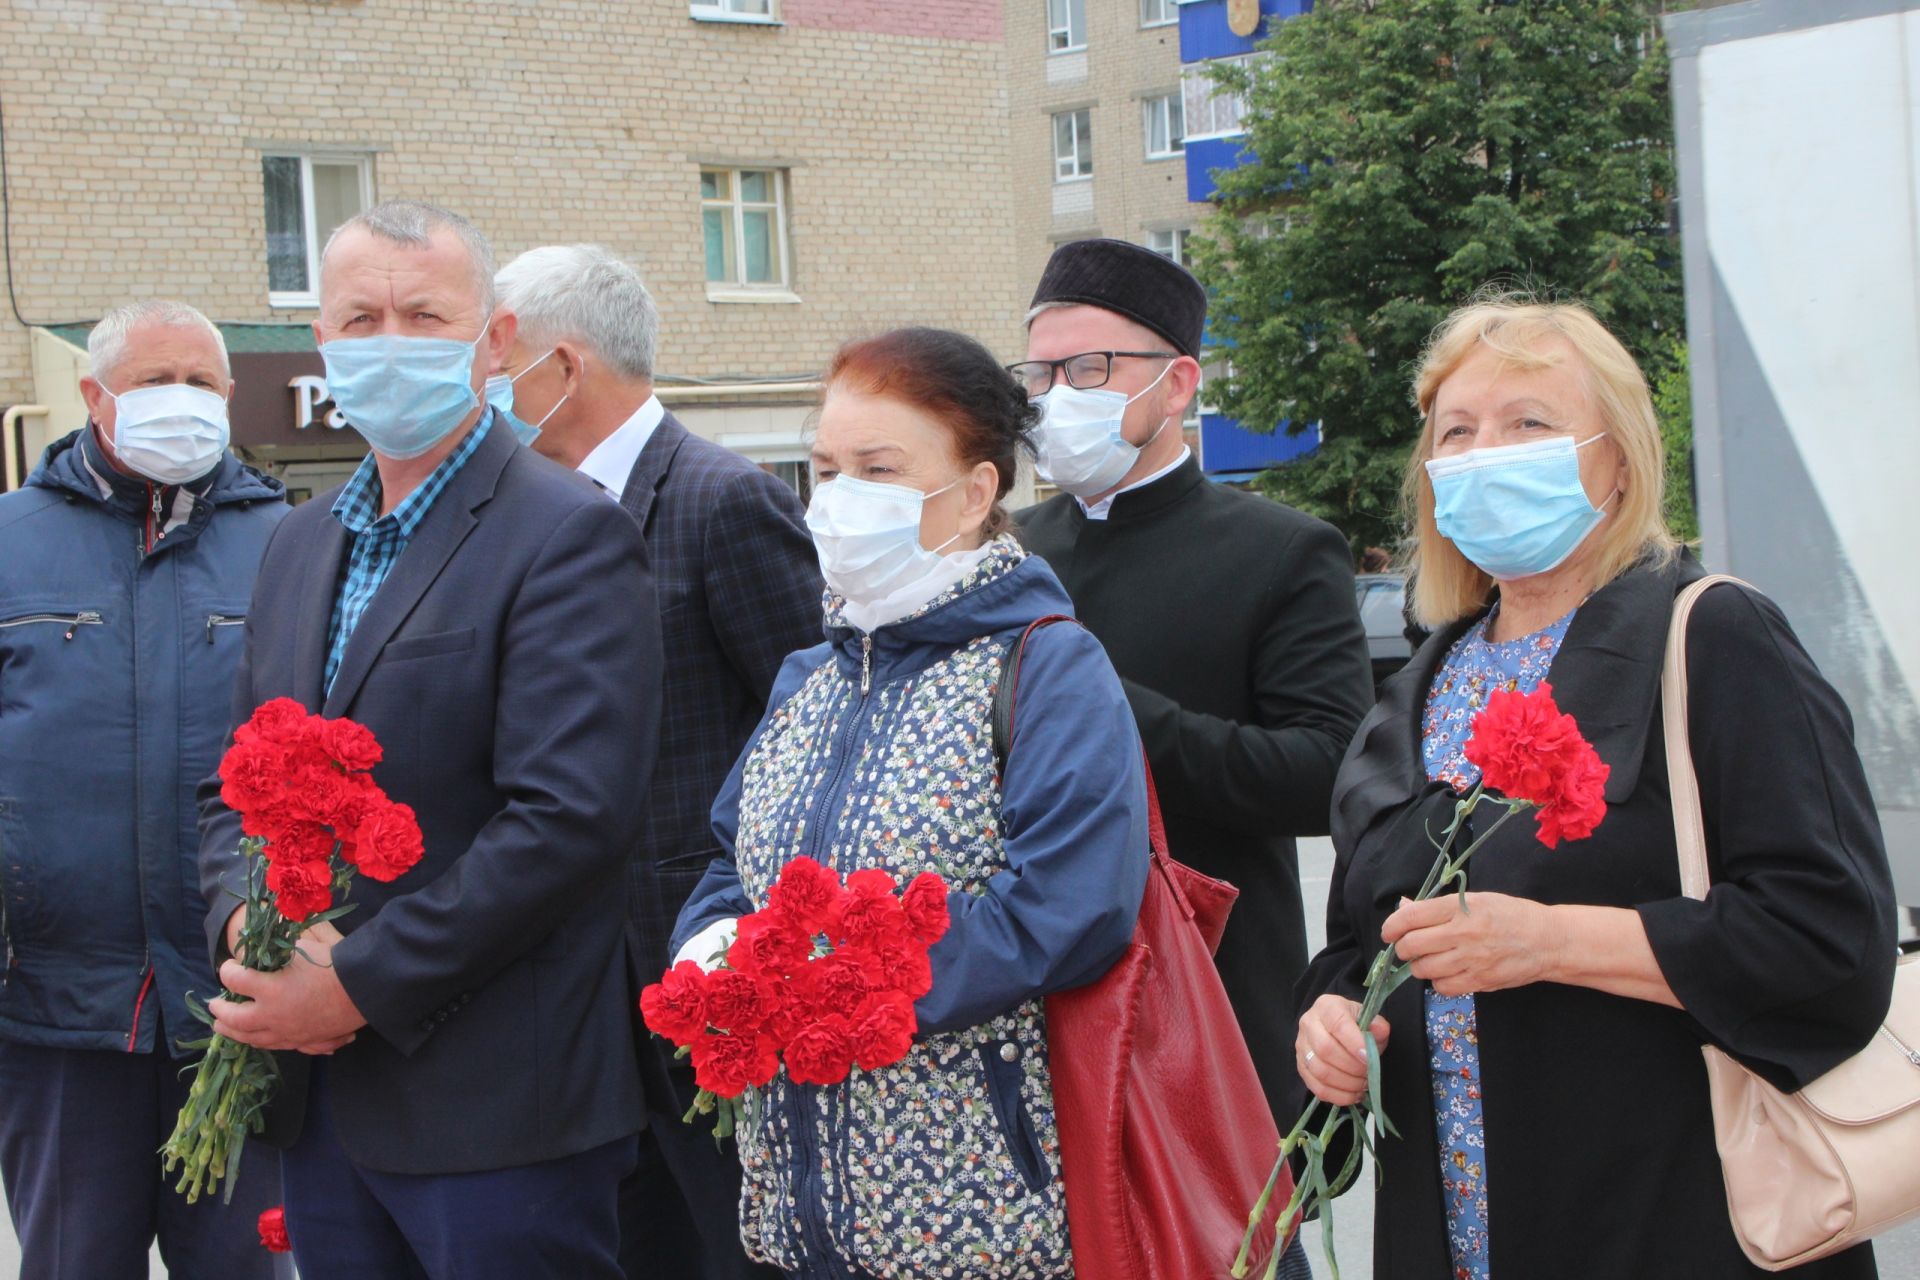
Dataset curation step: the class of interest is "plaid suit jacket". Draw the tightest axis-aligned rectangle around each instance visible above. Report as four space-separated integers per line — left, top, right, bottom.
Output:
618 411 823 980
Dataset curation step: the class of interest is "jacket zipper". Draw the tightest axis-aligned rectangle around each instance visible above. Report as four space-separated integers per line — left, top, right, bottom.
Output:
145 484 161 554
129 539 152 1052
0 611 104 640
792 633 874 1258
205 614 245 643
0 855 12 986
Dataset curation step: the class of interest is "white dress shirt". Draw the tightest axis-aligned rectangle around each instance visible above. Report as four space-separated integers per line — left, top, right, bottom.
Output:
576 395 666 501
1077 446 1192 521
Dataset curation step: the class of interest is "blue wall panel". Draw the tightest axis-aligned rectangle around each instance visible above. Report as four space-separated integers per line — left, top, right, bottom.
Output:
1199 415 1321 473
1178 0 1312 64
1185 133 1251 203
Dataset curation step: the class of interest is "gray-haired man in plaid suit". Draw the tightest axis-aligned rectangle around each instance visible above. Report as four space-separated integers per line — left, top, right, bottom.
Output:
496 246 822 1280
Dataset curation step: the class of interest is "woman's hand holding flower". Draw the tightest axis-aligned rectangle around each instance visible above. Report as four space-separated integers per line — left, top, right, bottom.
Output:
1296 994 1392 1107
1383 892 1553 997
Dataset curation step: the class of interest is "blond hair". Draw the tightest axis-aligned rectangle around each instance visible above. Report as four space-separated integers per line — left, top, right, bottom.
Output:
1404 295 1677 626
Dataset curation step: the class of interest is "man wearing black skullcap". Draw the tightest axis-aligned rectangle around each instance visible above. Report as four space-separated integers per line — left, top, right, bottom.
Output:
1011 238 1372 1153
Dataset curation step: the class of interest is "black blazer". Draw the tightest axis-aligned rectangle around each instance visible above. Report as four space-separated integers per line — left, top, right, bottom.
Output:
1017 457 1373 1125
614 411 822 985
1297 555 1895 1278
198 414 663 1175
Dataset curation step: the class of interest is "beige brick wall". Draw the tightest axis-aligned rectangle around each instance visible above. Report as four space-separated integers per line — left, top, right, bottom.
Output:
1006 0 1204 320
0 0 1028 416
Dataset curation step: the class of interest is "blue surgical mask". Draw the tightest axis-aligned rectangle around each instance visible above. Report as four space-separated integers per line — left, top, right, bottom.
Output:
321 327 489 460
1425 433 1614 580
486 350 560 446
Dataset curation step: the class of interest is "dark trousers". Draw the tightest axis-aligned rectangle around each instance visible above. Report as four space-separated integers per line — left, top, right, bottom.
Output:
0 1039 288 1280
619 1042 780 1280
282 1063 635 1280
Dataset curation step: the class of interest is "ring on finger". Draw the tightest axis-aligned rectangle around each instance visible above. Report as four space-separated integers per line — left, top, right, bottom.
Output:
1304 1049 1317 1066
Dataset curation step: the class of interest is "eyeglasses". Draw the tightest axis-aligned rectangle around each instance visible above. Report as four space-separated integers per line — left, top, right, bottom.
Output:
1005 350 1177 396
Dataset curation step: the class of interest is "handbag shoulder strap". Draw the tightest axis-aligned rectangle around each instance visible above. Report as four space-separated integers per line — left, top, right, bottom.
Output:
992 615 1171 858
1661 572 1758 901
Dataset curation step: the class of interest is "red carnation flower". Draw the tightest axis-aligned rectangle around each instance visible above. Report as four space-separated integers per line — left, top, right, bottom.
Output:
765 856 844 935
797 951 875 1020
235 698 312 748
1463 682 1585 807
849 990 917 1071
257 1206 291 1254
639 961 711 1045
265 857 334 923
703 968 779 1035
727 911 813 978
266 820 335 867
690 1029 781 1099
1533 740 1610 848
830 871 910 948
784 1014 856 1086
351 802 424 882
900 872 951 946
862 935 935 1000
316 717 382 773
219 740 289 815
288 769 379 831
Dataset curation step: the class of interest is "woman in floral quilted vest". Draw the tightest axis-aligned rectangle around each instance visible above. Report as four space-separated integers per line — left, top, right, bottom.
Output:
672 327 1150 1279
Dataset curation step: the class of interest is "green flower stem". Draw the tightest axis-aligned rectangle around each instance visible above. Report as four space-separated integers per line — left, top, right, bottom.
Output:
1231 788 1534 1278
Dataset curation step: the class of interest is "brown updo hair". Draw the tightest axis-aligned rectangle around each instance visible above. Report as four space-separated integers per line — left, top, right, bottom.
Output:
822 327 1038 538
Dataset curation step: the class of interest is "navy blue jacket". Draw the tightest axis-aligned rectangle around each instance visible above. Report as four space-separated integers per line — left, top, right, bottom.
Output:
0 428 285 1055
197 413 662 1175
616 410 821 985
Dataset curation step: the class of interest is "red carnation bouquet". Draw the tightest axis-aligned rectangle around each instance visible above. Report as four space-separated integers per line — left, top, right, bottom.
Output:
641 857 950 1136
161 698 425 1203
1233 681 1610 1279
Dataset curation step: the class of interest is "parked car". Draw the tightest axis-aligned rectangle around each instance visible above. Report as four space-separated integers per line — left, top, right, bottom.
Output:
1355 572 1417 694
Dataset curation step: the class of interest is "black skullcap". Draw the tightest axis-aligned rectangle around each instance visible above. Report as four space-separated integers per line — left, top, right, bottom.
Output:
1029 237 1208 358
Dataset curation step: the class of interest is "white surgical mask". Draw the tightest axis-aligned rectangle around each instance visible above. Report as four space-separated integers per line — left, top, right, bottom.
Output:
108 383 231 485
806 474 981 633
1029 360 1174 498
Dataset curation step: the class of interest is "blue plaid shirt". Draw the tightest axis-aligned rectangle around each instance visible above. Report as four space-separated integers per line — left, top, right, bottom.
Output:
324 416 492 693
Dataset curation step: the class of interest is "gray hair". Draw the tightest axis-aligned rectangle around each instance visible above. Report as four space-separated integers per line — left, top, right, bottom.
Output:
321 198 497 311
1023 299 1080 326
88 299 230 382
494 245 657 380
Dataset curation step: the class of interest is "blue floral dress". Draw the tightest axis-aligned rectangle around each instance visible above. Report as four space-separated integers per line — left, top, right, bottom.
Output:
1419 606 1576 1280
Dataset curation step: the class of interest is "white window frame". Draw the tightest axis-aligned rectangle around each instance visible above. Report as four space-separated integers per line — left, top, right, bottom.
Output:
1048 0 1086 53
701 167 798 302
1182 55 1257 142
1146 227 1192 267
1142 92 1185 160
1140 0 1178 28
689 0 781 23
1053 109 1093 183
264 152 373 310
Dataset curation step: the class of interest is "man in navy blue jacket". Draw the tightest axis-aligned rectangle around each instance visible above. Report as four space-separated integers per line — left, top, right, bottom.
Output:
198 201 662 1279
0 300 288 1278
496 244 820 1280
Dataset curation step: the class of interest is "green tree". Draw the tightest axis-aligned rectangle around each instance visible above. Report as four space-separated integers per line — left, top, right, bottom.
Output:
1189 0 1685 551
1650 338 1699 542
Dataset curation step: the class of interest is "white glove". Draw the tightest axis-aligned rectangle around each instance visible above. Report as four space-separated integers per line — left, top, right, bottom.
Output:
673 917 738 973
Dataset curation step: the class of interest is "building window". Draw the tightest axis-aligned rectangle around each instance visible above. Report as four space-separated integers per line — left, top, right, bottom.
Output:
1048 0 1086 52
1183 56 1255 139
1140 0 1177 27
262 153 372 307
690 0 778 19
1147 228 1191 266
1143 93 1185 159
701 168 791 294
1053 109 1093 182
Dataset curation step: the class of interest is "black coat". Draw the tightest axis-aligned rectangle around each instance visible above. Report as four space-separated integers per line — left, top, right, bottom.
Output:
1016 456 1373 1122
198 414 662 1174
1298 555 1896 1278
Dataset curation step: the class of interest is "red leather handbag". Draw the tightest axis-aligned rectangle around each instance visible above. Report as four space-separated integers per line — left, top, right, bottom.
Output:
995 618 1292 1280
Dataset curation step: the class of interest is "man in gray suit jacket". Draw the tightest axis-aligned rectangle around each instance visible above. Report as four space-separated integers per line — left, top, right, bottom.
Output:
496 245 820 1280
200 202 662 1279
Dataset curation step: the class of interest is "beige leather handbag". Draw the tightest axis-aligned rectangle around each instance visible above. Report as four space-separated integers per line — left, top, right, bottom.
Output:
1664 575 1920 1271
